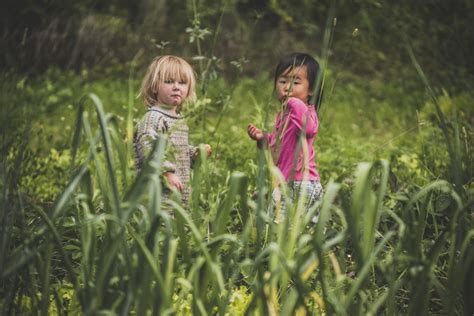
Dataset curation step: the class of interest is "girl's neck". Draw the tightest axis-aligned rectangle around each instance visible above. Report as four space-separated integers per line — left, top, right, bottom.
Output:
156 103 178 115
280 97 310 109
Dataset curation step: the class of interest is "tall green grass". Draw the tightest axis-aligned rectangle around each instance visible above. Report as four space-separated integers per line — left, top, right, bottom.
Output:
1 87 472 314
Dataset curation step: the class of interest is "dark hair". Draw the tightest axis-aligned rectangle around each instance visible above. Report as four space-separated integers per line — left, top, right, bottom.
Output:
274 52 323 107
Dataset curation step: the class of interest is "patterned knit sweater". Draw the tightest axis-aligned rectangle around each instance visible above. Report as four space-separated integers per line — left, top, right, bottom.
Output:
134 106 197 204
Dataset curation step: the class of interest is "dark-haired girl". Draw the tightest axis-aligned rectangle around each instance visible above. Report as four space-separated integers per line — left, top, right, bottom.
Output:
248 52 323 222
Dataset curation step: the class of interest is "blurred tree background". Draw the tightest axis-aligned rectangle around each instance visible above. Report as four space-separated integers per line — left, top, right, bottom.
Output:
1 0 473 87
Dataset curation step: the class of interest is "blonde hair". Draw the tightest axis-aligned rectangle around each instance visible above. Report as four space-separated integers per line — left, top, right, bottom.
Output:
139 55 197 108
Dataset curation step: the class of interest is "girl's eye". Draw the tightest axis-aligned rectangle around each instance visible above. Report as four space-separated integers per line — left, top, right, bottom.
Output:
164 79 174 84
179 81 187 85
278 80 287 84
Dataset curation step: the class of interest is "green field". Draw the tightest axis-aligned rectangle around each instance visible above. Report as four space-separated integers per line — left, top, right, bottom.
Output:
1 1 473 315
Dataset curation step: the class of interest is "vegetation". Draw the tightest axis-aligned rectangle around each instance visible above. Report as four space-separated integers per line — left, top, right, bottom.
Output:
1 0 473 315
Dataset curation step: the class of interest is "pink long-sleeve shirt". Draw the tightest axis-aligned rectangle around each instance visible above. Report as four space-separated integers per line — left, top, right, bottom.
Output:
265 97 320 182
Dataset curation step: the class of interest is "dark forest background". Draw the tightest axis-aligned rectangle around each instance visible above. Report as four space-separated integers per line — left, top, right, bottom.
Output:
1 0 473 87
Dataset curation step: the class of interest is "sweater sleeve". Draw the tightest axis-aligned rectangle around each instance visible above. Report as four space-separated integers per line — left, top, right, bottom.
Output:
287 97 318 137
262 112 281 148
188 145 198 162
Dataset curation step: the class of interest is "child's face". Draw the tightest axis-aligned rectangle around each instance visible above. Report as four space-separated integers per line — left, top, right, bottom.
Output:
157 77 190 106
275 66 311 104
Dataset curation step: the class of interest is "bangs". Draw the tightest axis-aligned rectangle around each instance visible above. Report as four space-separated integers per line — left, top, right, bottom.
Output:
275 58 306 81
157 59 194 84
280 65 299 77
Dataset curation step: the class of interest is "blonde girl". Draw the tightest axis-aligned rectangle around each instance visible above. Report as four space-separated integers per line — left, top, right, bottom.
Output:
134 55 211 204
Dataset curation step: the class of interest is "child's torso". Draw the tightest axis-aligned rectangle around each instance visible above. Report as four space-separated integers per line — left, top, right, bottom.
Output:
271 100 319 181
134 108 193 200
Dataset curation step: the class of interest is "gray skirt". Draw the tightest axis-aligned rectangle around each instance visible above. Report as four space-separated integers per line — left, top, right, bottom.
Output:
271 180 323 223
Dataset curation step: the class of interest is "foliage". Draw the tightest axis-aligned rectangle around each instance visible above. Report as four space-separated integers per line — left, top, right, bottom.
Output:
2 0 474 89
1 62 473 314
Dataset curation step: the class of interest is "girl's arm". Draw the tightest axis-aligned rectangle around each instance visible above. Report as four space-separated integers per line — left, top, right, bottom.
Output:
287 97 318 136
189 144 212 163
248 124 270 149
248 124 263 140
163 171 183 192
248 119 281 149
189 145 199 161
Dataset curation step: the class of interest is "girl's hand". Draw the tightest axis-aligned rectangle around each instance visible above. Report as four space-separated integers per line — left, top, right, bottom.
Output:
164 172 184 192
203 144 212 157
247 123 264 141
